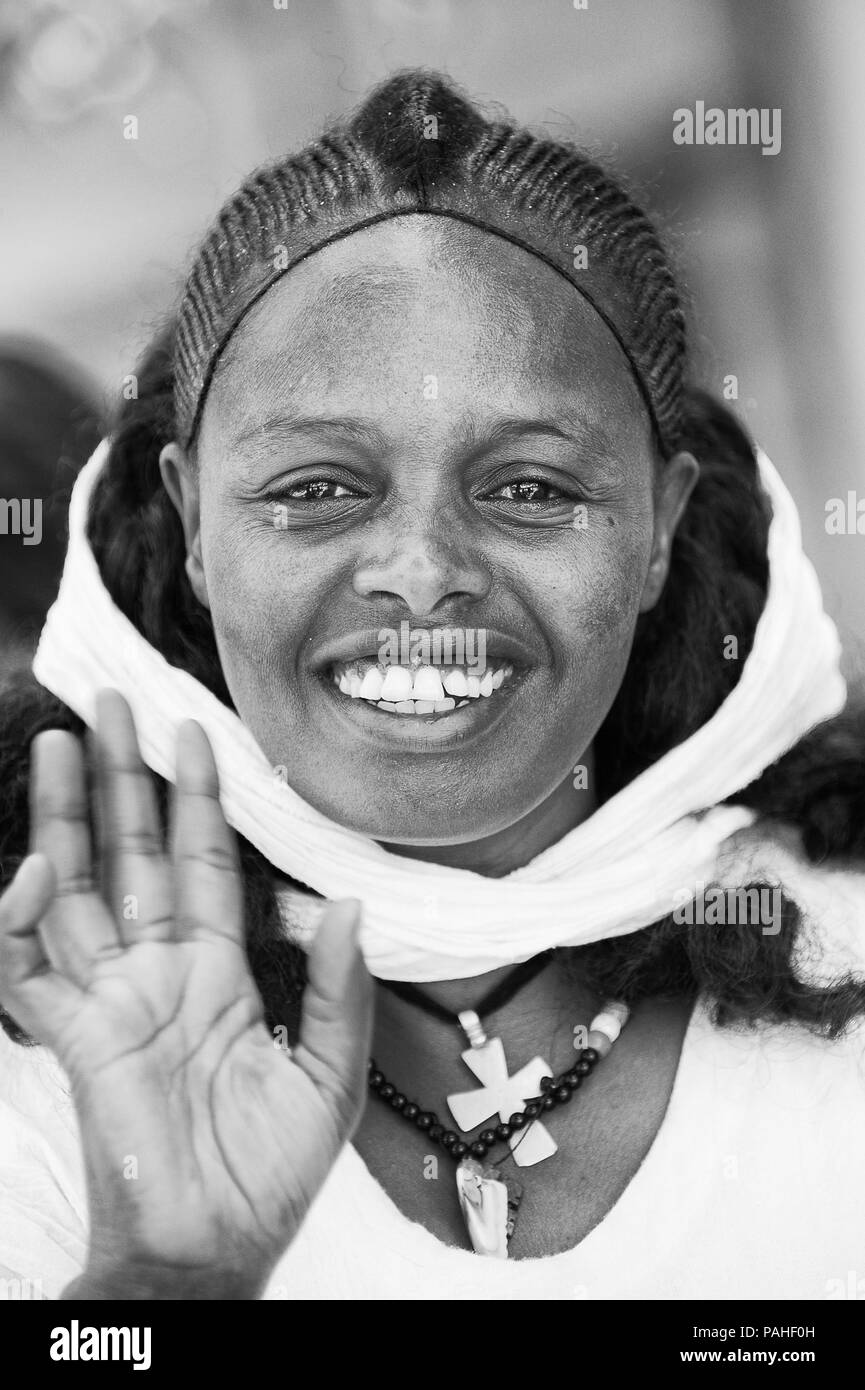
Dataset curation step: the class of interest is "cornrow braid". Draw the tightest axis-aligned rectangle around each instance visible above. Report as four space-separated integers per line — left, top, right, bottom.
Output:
172 69 686 454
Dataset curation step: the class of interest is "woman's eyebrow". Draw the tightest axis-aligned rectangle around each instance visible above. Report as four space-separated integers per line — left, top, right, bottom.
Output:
231 414 391 452
231 411 616 455
465 414 616 454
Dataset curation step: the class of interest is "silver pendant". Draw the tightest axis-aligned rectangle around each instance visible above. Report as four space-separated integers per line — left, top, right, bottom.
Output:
456 1158 523 1258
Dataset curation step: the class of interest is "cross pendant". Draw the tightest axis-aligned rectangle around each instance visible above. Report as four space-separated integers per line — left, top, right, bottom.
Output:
447 1036 557 1167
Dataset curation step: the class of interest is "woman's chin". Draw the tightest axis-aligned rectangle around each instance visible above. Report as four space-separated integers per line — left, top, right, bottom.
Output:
303 798 520 848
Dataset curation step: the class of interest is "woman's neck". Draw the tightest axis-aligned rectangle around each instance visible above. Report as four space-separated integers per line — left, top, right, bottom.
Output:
372 950 602 1100
378 746 597 878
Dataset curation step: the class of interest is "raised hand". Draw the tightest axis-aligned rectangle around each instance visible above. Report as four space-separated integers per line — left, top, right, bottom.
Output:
0 689 372 1299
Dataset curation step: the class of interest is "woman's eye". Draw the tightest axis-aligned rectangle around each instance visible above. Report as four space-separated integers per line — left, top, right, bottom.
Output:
486 478 568 504
283 479 358 501
265 475 370 528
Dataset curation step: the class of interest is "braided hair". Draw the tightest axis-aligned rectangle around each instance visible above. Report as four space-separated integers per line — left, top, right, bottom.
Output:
2 69 864 1046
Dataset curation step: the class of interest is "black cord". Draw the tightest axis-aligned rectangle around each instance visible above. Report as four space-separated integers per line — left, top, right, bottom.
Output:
379 950 555 1027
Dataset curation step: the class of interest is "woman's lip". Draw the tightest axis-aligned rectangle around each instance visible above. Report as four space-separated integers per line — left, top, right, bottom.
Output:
313 665 528 750
308 626 539 674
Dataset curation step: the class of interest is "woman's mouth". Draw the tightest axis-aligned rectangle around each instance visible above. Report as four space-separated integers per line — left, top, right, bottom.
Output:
328 657 515 717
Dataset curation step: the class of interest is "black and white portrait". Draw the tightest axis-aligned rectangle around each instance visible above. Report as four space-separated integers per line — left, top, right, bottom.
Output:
0 0 863 1344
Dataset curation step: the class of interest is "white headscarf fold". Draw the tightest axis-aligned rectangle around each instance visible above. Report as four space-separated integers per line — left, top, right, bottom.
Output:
32 439 846 981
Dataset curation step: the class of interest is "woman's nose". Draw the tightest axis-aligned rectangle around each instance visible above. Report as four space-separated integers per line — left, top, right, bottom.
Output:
352 531 492 615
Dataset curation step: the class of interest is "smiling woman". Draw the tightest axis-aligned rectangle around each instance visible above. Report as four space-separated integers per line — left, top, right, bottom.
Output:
0 69 864 1300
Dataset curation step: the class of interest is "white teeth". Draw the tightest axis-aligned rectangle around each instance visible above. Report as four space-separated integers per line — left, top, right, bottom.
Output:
380 666 414 702
368 695 460 716
411 666 445 701
443 668 469 697
359 667 384 700
335 658 516 709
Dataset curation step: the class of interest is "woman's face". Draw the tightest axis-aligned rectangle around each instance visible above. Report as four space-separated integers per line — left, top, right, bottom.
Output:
161 217 696 854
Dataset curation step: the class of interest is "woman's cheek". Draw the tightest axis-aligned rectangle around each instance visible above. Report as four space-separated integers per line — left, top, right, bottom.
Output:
203 524 301 681
551 519 649 645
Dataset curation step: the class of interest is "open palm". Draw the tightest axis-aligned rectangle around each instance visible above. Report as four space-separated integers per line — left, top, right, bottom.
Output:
0 689 372 1297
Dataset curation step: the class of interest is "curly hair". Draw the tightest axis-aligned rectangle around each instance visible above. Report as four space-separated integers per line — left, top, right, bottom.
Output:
2 69 864 1047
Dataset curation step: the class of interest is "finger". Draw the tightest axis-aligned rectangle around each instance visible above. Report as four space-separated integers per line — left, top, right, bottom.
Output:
293 900 373 1136
91 688 174 942
0 854 83 1043
170 719 244 944
29 730 121 982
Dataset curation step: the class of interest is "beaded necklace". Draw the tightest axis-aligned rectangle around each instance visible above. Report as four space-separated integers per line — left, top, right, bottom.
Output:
369 959 629 1257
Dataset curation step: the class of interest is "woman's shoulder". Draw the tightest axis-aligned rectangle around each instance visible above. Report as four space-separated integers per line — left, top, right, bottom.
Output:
689 974 865 1156
686 991 865 1207
717 817 865 981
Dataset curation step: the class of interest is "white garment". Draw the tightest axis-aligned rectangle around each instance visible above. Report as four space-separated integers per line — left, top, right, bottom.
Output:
1 825 864 1301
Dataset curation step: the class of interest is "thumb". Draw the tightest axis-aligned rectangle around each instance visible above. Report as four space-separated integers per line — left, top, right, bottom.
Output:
293 899 373 1136
0 853 81 1042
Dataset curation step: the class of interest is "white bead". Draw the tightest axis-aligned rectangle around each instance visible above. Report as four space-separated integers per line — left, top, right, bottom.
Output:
590 1010 623 1042
606 1000 631 1025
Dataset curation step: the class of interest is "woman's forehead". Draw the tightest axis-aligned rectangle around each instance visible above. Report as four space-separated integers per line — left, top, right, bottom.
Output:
203 217 647 448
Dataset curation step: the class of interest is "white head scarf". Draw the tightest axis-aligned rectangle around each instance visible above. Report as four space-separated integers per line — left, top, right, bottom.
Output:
32 438 846 981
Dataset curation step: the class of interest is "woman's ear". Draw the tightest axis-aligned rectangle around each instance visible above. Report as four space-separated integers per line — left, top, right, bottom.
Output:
159 442 210 611
638 450 699 613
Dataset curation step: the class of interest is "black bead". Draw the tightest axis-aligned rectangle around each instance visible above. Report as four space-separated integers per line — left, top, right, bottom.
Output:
495 1122 512 1140
469 1140 487 1159
379 1082 395 1101
553 1074 571 1090
509 1112 527 1130
566 1074 582 1090
541 1096 555 1111
539 1075 554 1092
479 1130 497 1146
524 1101 542 1119
581 1047 599 1064
441 1131 459 1149
554 1085 571 1103
390 1093 406 1110
428 1123 444 1142
368 1070 384 1089
452 1141 469 1159
574 1059 592 1076
415 1111 435 1130
402 1102 419 1121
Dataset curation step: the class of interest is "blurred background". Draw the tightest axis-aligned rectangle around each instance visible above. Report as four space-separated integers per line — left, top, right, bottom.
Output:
1 0 863 676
